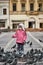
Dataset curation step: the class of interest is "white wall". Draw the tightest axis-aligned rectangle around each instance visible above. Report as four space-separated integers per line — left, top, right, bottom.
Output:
0 1 9 29
10 15 40 29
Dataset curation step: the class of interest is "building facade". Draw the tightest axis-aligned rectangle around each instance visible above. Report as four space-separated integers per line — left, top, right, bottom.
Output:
0 0 43 29
0 0 9 29
10 0 43 29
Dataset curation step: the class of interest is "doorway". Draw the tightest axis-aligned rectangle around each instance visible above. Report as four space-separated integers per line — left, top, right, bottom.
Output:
29 21 35 28
29 22 33 28
40 23 43 28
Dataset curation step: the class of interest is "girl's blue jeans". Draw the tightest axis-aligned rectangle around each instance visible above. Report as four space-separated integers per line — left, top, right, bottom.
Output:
17 43 24 54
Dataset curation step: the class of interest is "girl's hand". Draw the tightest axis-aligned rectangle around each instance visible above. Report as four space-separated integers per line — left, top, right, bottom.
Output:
24 41 26 44
12 35 14 38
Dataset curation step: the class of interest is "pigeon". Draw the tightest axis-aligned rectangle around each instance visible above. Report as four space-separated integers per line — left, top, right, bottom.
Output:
34 49 38 54
1 48 4 53
30 42 32 47
39 39 43 42
10 58 17 65
0 47 1 50
0 47 1 53
25 59 34 65
6 58 13 63
38 49 41 53
0 47 4 53
27 41 30 44
42 48 43 51
30 49 34 53
38 54 42 61
11 44 16 49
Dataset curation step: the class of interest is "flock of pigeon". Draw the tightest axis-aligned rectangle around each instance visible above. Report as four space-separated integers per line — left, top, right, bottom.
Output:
24 48 43 65
0 40 43 65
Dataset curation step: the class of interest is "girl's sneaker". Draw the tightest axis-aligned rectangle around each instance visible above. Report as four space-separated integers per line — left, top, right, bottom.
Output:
21 54 24 57
16 51 19 54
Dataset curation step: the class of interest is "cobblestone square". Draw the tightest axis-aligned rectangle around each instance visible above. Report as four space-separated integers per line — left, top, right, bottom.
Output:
0 32 43 65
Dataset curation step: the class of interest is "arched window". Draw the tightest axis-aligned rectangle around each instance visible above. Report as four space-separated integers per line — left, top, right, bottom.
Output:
28 17 36 28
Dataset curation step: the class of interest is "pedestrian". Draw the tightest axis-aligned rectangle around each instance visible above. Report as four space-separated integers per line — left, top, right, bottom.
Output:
12 23 27 56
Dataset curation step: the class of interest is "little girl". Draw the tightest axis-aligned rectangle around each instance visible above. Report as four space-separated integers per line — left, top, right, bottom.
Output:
12 23 27 55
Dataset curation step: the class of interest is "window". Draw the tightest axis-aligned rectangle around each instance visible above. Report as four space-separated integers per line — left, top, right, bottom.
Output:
38 3 42 11
0 22 5 27
30 3 34 11
13 24 18 28
3 9 7 15
21 3 25 12
13 3 16 11
40 23 43 28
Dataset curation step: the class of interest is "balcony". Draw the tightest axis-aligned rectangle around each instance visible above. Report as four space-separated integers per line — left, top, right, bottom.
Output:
10 10 43 15
38 11 43 14
29 11 39 15
25 11 39 15
10 11 26 15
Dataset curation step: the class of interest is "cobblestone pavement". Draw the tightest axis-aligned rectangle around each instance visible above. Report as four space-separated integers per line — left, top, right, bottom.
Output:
0 32 43 65
30 32 43 41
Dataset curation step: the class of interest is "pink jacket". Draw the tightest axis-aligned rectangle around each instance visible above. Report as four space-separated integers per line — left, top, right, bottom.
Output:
12 29 27 44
